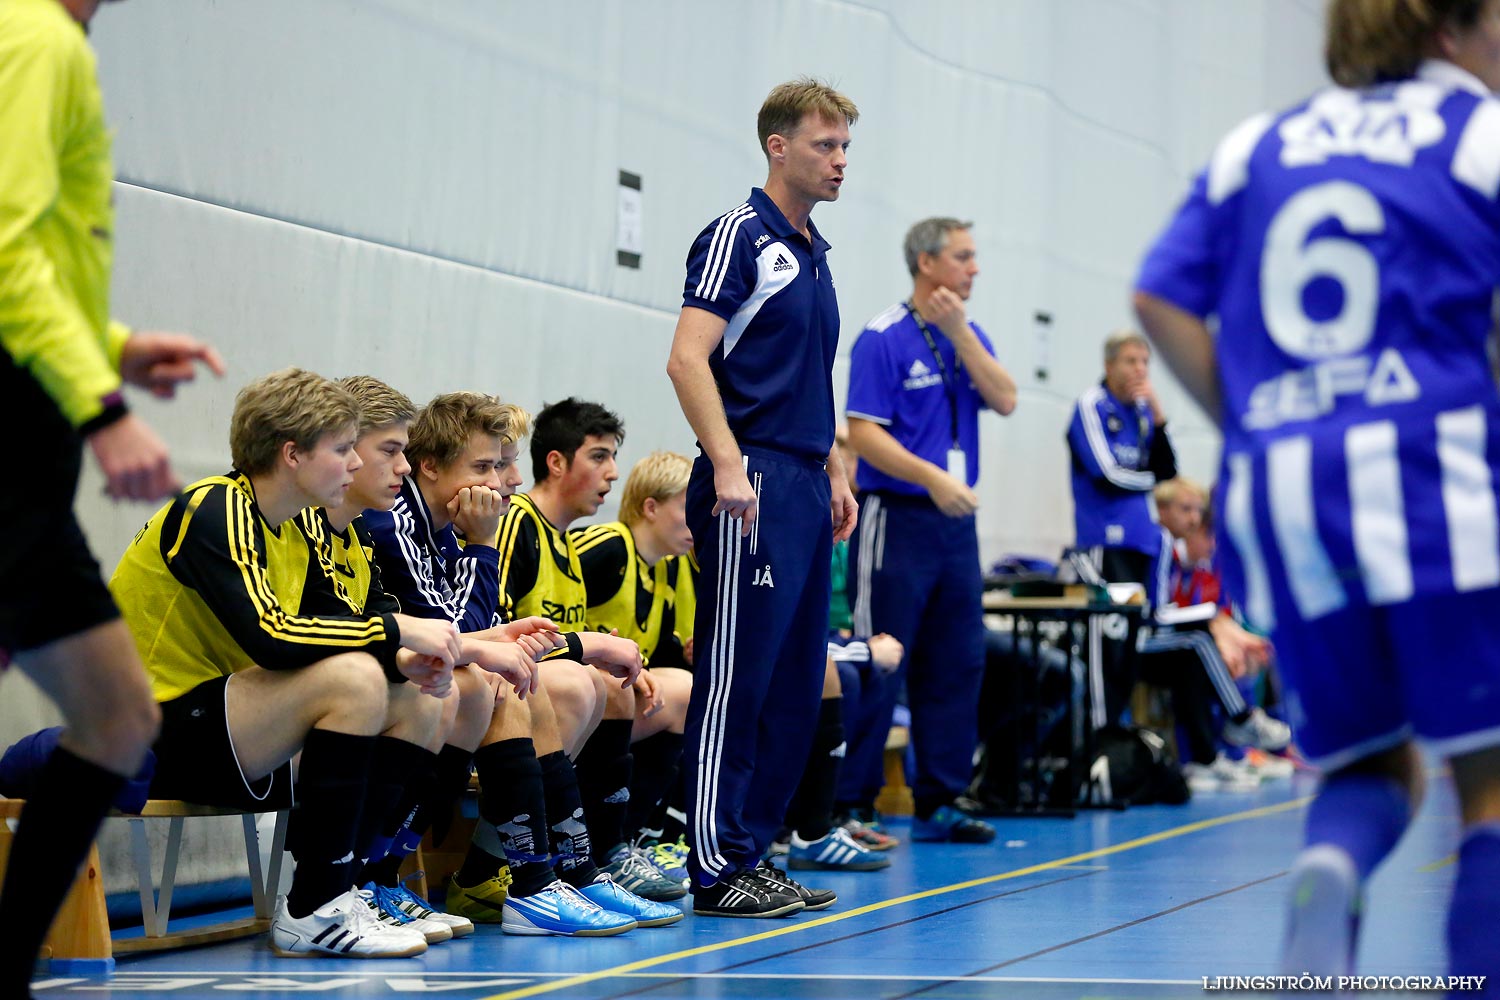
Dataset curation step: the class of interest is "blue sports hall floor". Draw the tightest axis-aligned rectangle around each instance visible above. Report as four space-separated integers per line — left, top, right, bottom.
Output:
32 768 1461 1000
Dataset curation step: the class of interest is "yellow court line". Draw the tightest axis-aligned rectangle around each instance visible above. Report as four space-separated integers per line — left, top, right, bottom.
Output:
1417 854 1456 873
479 795 1312 1000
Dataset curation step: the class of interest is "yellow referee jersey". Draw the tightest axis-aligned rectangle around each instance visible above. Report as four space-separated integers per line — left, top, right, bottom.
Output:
0 0 131 429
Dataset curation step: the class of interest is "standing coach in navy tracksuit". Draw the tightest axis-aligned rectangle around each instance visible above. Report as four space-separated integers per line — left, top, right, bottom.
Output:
666 78 860 919
845 218 1018 843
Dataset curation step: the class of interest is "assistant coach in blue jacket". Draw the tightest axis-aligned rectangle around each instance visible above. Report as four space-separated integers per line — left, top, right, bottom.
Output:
846 217 1018 843
1067 330 1178 724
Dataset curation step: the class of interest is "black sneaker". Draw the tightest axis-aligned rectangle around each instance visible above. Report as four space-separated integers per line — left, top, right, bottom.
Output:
692 869 805 918
750 860 836 911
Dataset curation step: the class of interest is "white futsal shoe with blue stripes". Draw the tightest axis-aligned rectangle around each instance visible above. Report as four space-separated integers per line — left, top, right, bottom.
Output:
499 879 638 936
786 826 891 871
271 886 428 958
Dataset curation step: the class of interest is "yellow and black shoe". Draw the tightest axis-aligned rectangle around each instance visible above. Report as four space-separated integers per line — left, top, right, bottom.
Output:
443 866 514 924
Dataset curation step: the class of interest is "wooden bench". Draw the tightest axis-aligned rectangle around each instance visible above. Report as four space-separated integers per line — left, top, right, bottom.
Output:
0 799 288 974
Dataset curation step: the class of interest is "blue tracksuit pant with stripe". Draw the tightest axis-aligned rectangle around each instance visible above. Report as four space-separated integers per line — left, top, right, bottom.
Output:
848 491 986 814
683 447 831 889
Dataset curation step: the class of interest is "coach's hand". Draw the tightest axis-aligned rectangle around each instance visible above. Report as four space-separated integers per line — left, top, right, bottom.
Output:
830 468 858 542
712 463 757 538
925 468 979 518
119 332 226 399
917 286 968 340
449 485 505 544
89 414 179 501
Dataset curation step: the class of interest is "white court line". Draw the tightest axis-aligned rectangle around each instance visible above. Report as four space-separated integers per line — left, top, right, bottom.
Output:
92 970 1201 985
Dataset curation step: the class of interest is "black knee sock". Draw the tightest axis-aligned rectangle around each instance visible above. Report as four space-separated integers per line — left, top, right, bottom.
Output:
414 743 474 849
285 729 377 918
0 745 125 995
658 772 689 843
573 719 634 864
538 750 599 887
461 738 554 897
626 730 683 838
786 697 845 842
357 740 434 887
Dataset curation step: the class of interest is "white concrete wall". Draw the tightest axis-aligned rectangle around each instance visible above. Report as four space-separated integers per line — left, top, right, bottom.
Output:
1 0 1327 891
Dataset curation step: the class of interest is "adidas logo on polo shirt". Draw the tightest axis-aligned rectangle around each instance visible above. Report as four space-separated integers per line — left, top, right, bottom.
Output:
908 360 930 378
772 253 793 272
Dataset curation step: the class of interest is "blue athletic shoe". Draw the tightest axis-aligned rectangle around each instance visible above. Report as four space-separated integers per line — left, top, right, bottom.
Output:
361 881 451 943
381 875 474 938
643 835 690 886
500 880 637 936
787 826 891 871
577 873 683 927
912 805 996 843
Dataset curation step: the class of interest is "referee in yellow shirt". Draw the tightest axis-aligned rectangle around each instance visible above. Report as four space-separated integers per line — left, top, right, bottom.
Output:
0 1 220 993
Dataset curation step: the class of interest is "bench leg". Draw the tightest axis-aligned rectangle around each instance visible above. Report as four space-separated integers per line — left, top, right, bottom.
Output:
42 844 114 976
242 813 267 920
128 816 160 937
263 810 289 916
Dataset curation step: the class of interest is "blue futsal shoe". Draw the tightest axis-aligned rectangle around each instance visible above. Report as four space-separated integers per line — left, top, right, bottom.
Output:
499 880 637 936
644 835 690 886
787 826 891 871
912 804 996 843
577 873 684 927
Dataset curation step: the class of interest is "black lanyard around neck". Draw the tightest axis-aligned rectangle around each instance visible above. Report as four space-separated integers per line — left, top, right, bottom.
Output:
908 301 961 447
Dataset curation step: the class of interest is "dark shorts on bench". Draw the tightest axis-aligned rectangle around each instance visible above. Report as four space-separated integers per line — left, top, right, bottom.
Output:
152 675 295 811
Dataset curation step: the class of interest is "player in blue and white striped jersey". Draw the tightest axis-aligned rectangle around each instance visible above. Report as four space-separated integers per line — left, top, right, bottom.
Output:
1135 0 1500 980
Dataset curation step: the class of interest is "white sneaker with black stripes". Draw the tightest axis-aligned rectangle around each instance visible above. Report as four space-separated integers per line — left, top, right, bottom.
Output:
271 887 428 958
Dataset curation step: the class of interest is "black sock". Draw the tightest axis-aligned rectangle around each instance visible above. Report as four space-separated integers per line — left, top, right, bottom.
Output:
461 738 554 897
626 731 683 838
286 729 377 918
573 719 634 864
355 737 431 884
786 697 844 842
355 740 435 887
414 743 474 849
0 745 125 995
659 775 689 843
539 750 599 887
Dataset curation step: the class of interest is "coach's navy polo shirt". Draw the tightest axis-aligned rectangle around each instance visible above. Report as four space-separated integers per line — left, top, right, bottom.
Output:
682 187 840 462
846 301 996 494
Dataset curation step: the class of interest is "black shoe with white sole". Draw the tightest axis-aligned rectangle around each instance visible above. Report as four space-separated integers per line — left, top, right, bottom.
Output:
692 869 805 918
750 860 837 910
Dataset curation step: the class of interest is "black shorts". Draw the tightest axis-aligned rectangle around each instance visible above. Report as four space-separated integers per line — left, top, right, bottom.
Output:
151 675 296 811
0 502 120 656
0 359 119 655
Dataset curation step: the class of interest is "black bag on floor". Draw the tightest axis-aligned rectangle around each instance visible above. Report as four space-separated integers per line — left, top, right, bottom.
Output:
1083 724 1190 806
